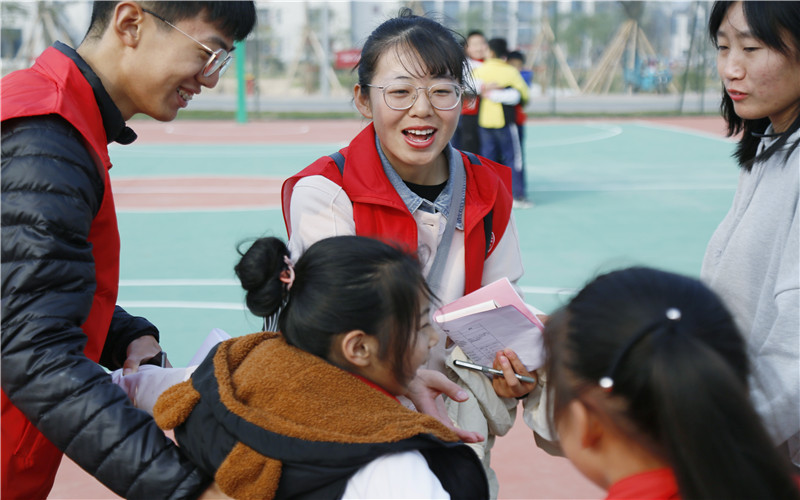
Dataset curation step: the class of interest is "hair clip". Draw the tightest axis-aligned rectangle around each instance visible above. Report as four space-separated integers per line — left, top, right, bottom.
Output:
598 376 614 392
279 255 295 291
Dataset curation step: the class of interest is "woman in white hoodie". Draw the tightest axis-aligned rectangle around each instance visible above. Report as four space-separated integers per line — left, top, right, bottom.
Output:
702 0 800 470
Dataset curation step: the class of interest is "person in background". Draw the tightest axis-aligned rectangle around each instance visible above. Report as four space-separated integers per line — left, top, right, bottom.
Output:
506 50 533 208
543 267 800 500
281 10 542 497
1 2 256 498
151 235 489 499
474 38 531 207
703 0 800 470
452 29 487 154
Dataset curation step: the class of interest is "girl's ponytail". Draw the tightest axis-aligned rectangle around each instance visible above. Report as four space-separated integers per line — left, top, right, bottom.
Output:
650 333 800 500
234 237 290 319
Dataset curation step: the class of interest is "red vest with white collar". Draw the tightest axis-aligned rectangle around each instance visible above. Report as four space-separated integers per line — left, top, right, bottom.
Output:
1 45 122 499
282 123 512 295
1 46 120 362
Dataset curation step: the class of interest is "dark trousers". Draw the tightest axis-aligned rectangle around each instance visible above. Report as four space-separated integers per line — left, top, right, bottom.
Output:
453 114 480 154
479 124 526 199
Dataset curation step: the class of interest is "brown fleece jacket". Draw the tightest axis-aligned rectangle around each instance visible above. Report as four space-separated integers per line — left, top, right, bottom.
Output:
154 332 484 499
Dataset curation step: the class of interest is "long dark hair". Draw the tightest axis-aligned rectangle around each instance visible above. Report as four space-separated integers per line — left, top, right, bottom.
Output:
356 8 473 95
235 236 433 383
708 1 800 171
544 267 800 500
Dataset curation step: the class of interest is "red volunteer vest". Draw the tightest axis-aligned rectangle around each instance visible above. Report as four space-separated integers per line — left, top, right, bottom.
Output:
282 123 512 295
1 47 121 499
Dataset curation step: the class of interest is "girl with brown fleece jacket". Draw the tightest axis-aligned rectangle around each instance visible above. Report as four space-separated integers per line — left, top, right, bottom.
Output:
153 236 488 499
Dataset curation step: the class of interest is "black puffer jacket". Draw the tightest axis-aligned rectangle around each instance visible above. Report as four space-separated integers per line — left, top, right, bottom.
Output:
1 115 210 498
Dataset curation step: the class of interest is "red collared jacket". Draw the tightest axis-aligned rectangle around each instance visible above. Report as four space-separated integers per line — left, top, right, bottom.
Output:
282 123 513 295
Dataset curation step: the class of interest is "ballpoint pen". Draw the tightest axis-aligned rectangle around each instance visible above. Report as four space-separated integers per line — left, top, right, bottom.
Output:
453 359 538 384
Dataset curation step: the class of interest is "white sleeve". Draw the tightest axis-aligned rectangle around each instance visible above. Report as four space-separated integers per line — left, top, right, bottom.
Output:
111 330 226 415
110 365 196 415
482 213 525 295
486 87 521 105
341 450 450 499
287 175 355 259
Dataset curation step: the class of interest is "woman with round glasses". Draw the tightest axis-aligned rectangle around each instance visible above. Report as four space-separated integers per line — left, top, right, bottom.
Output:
282 9 542 497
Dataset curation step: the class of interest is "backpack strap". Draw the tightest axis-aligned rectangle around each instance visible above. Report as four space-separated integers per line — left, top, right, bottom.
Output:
330 151 345 176
483 209 494 257
461 152 495 258
463 151 480 167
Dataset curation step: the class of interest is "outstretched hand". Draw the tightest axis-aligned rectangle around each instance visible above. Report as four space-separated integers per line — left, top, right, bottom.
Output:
123 335 171 376
491 348 538 399
407 368 485 443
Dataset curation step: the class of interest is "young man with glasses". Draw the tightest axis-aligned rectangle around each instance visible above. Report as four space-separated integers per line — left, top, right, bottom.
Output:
1 2 255 498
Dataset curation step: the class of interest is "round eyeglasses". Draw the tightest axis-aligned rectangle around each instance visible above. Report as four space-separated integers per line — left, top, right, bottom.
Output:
365 83 463 111
143 8 233 78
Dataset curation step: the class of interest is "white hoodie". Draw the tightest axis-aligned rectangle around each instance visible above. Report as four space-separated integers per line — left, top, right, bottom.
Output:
701 127 800 467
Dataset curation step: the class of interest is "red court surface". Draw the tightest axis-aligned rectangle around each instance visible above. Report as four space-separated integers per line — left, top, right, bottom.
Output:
47 115 725 499
112 177 282 210
127 115 726 145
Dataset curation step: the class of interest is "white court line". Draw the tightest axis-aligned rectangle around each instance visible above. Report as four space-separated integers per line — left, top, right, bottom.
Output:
120 280 574 293
113 175 283 182
116 205 281 213
118 300 246 311
113 186 281 194
520 286 576 296
530 182 736 192
529 123 623 148
109 150 277 159
108 147 337 158
120 279 239 286
154 124 312 137
121 296 571 311
120 280 575 294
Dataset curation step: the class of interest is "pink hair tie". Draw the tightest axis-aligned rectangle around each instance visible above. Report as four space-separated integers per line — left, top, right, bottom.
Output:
279 255 295 291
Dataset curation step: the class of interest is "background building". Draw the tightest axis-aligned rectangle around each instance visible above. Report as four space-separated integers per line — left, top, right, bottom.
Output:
1 1 717 107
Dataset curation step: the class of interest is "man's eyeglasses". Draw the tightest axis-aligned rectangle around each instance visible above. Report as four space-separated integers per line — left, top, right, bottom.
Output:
142 8 233 78
365 83 463 111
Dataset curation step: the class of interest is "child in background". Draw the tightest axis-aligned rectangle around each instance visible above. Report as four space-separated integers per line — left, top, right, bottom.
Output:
473 38 530 206
152 236 488 499
452 29 488 154
542 266 800 500
506 50 532 208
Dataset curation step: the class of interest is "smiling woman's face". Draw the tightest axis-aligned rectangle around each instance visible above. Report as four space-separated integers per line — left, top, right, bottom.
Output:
354 47 461 185
715 1 800 132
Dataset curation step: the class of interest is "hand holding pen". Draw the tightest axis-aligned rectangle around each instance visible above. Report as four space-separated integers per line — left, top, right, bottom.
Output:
492 348 539 399
454 359 538 384
452 348 540 400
